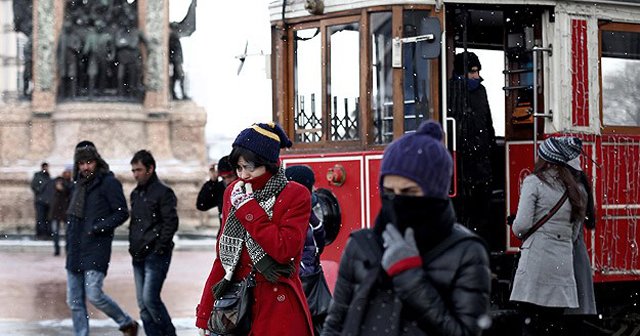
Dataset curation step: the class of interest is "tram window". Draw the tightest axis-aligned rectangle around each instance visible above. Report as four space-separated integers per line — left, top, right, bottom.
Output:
600 25 640 128
371 12 393 144
328 23 360 141
294 28 322 142
403 10 432 133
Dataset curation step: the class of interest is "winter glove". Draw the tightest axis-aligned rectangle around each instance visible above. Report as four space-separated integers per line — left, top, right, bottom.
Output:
381 225 422 277
230 181 254 209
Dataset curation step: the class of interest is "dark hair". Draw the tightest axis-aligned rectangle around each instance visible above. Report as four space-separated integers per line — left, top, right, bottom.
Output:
130 150 156 170
533 160 586 222
41 162 49 168
229 146 279 174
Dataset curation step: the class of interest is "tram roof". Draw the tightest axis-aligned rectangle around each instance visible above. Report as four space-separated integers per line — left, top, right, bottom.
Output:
269 0 640 22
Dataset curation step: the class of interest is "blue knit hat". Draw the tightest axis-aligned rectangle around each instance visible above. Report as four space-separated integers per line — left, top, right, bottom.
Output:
538 136 582 166
232 122 292 163
380 120 452 199
285 165 315 191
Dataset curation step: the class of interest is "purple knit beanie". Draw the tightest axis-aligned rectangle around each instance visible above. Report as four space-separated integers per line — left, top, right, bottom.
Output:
380 120 452 199
232 122 293 163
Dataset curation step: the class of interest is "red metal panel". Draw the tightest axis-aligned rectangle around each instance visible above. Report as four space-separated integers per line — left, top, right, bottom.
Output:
506 142 536 251
571 19 589 127
593 137 640 281
366 155 383 230
282 154 365 264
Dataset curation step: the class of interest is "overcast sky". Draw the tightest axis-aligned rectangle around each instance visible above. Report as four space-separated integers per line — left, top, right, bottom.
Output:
170 0 273 161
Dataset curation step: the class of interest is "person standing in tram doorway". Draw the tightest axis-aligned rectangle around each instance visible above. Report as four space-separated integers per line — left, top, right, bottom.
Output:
129 150 179 336
285 165 330 335
510 137 592 335
448 51 496 239
321 120 491 336
195 122 314 336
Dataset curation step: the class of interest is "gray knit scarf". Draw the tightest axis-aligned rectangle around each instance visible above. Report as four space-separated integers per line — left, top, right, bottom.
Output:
214 167 294 298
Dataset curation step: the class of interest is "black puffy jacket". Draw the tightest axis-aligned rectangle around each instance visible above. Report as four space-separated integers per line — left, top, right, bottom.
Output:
129 173 179 260
321 224 491 336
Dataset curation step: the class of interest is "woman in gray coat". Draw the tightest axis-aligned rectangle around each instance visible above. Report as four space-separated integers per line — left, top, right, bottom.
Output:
510 137 588 335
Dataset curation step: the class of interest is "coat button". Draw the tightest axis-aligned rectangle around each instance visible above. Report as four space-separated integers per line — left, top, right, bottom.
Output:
245 214 254 221
277 294 286 302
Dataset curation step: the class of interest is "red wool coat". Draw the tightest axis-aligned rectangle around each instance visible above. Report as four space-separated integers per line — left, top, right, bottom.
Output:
196 177 314 336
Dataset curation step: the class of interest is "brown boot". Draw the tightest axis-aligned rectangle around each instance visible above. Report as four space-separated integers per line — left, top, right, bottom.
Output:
120 321 139 336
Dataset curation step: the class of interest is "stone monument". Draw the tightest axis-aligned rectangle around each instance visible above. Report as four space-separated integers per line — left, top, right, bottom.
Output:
0 0 214 235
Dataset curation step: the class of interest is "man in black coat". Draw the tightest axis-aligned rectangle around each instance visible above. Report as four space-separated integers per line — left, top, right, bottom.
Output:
448 51 496 237
66 142 139 336
129 150 179 336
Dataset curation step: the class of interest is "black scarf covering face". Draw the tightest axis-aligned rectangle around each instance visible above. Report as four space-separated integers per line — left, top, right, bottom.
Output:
375 194 456 253
66 173 97 219
214 167 295 298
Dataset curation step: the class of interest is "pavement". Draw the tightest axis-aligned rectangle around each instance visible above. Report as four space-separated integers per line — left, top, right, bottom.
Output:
0 235 217 335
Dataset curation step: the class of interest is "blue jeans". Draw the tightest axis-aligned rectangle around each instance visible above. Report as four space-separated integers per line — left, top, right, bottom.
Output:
66 270 135 336
132 251 176 336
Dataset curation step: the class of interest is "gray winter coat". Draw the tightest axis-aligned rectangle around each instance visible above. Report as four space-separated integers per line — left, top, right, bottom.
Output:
565 226 597 315
510 173 580 308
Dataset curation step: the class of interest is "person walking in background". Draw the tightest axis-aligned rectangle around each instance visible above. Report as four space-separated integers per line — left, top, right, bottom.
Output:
510 137 588 335
31 161 52 239
322 120 491 336
129 149 179 336
66 142 139 336
448 51 496 239
285 165 330 335
196 122 314 336
48 165 73 256
196 155 238 222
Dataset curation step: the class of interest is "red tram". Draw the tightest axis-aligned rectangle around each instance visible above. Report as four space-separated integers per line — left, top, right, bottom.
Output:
268 0 640 329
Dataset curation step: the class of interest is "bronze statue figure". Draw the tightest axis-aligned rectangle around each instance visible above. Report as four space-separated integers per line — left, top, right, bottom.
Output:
169 0 197 100
57 0 144 101
12 0 33 98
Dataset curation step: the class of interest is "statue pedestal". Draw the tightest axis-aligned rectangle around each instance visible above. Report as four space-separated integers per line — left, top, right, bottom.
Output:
0 101 217 235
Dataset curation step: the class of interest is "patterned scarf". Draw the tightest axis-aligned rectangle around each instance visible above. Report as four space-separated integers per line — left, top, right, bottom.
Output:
214 167 292 297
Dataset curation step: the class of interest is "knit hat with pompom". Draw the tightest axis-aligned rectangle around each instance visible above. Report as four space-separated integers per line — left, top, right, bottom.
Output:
380 120 453 199
232 122 293 163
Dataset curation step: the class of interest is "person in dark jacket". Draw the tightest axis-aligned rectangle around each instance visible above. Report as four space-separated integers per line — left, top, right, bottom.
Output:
31 161 52 239
129 150 179 336
286 165 330 335
48 165 73 256
448 52 496 238
196 155 237 221
66 142 138 336
322 120 491 336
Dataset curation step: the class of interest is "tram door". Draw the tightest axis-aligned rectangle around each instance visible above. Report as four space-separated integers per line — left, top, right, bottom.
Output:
444 6 547 251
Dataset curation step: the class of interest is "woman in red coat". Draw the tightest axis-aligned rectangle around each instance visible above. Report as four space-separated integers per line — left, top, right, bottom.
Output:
196 122 314 336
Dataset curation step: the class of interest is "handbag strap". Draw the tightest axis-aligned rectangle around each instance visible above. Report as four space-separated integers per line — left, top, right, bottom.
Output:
520 191 569 242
